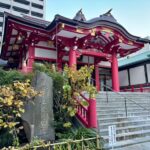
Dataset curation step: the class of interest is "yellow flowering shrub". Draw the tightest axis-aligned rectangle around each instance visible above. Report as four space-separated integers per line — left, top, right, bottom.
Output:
0 80 40 129
62 65 97 127
64 65 97 98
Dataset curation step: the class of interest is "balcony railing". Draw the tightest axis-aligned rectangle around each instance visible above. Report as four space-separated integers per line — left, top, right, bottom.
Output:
121 84 150 93
75 93 97 128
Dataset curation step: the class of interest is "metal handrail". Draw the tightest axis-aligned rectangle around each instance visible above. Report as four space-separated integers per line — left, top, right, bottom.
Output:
90 78 150 115
101 83 150 113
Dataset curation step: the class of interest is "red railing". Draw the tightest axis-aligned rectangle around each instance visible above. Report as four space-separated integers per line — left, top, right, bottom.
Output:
122 84 150 93
75 93 97 128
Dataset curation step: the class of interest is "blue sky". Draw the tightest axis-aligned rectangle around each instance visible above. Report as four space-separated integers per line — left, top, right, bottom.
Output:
45 0 150 38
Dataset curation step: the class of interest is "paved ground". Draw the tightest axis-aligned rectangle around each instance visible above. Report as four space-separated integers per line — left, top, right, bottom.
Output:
115 142 150 150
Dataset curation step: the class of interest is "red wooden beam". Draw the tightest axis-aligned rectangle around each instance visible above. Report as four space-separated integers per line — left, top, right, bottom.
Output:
81 49 112 58
103 37 119 53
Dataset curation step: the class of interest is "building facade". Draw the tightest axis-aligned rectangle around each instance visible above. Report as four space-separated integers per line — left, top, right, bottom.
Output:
119 38 150 92
1 9 149 92
0 0 46 44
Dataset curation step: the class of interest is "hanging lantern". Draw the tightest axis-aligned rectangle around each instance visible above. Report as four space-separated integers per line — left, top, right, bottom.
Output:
12 44 19 50
64 46 70 51
47 40 54 47
18 35 22 41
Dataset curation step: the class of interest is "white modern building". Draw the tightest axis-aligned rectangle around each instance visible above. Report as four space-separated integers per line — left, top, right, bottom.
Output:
0 0 46 43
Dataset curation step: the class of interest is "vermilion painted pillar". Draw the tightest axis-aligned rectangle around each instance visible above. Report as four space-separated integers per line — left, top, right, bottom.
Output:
27 45 35 72
111 52 120 92
95 64 100 91
69 49 76 68
88 98 97 128
19 49 23 69
57 59 62 71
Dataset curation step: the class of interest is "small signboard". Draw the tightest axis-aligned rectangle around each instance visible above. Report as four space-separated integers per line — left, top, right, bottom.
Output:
109 125 116 148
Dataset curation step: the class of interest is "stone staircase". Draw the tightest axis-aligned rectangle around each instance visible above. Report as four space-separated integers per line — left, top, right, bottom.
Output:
96 92 150 149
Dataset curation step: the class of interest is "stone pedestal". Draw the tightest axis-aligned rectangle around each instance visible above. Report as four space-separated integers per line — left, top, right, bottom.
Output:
22 72 55 142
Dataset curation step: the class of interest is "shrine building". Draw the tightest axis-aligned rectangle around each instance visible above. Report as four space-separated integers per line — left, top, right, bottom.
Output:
1 9 150 92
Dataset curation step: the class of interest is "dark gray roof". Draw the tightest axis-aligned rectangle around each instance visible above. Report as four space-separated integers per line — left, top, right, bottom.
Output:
4 12 51 28
86 9 117 24
22 15 51 27
3 11 150 45
73 9 86 22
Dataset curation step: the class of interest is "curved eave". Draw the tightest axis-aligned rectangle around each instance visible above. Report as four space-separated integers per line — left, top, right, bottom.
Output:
3 13 150 45
4 12 47 29
46 15 150 44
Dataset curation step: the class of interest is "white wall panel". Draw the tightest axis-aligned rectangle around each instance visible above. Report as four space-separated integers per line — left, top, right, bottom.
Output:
35 48 57 59
99 61 111 67
119 70 129 86
89 56 94 63
82 56 89 63
36 41 55 48
106 79 112 87
0 17 3 22
63 56 69 61
62 56 94 63
146 64 150 82
10 37 16 44
129 66 146 85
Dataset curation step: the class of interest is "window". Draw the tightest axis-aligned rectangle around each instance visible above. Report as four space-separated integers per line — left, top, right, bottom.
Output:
0 12 4 17
0 22 3 27
0 2 11 9
31 11 43 18
12 6 29 14
0 32 2 36
32 3 43 9
13 0 30 5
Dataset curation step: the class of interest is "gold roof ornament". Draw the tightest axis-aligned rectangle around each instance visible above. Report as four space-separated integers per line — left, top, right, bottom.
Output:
76 28 84 33
118 35 124 43
128 41 133 45
119 39 123 43
90 28 96 36
101 28 113 34
60 23 65 30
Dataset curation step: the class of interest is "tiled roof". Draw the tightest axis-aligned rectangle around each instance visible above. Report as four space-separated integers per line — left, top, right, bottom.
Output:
22 15 51 27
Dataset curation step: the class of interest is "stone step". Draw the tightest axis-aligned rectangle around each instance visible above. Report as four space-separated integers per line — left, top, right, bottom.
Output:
96 106 148 112
100 124 150 136
97 101 150 109
96 96 150 99
96 92 150 148
97 108 148 113
96 96 150 100
103 129 150 142
96 100 150 104
98 115 150 124
96 100 150 103
96 95 150 99
98 92 150 95
96 95 150 98
98 118 150 129
104 136 150 149
97 111 150 118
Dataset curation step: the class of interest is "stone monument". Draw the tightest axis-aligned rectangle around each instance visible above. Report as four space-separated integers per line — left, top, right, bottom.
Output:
22 72 55 141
